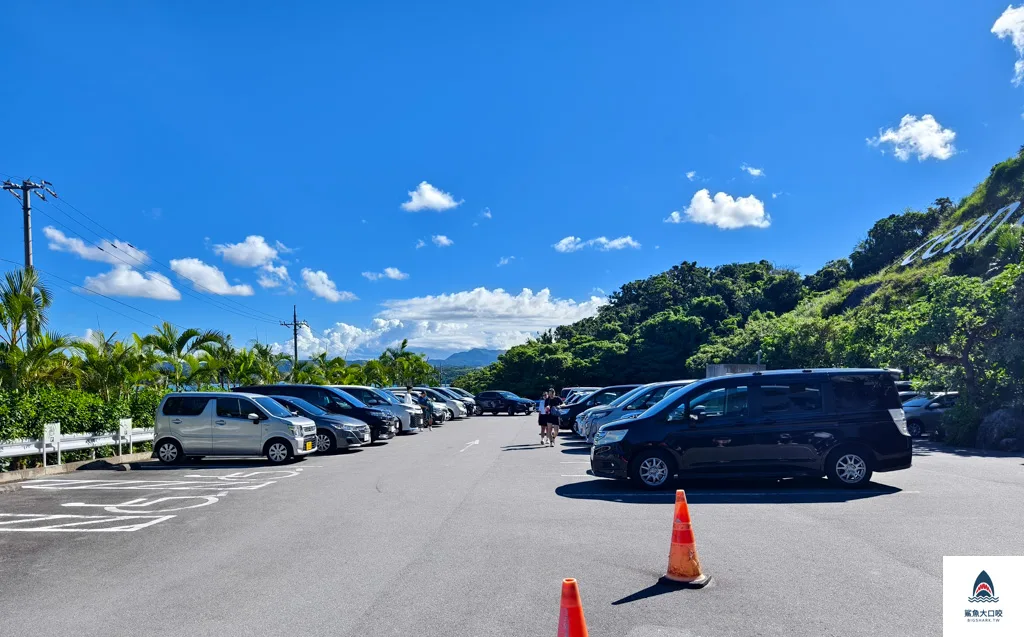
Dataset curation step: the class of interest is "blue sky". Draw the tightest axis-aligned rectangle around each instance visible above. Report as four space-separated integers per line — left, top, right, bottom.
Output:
4 0 1024 358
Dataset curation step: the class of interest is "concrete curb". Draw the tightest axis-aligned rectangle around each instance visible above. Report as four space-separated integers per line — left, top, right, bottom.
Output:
0 451 154 490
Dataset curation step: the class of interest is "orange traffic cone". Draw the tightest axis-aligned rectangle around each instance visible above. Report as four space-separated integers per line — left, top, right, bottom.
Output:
658 490 711 588
557 578 589 637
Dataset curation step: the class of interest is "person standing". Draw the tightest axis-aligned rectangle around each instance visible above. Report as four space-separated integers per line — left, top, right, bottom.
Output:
544 388 563 446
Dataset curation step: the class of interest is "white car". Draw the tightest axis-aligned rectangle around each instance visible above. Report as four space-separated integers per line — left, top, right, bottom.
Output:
332 385 422 433
416 386 467 419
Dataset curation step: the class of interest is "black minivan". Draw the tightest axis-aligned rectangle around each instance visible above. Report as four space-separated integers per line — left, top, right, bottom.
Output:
234 385 398 442
590 369 912 489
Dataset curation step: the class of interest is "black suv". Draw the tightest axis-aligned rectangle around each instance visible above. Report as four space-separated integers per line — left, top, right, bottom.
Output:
590 369 911 489
234 385 398 442
475 390 534 415
560 384 640 430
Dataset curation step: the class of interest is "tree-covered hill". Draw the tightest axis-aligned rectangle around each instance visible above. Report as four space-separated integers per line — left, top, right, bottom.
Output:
454 150 1024 447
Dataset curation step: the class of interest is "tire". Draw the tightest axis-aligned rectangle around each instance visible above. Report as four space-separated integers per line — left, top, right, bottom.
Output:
907 420 923 438
447 408 456 420
155 439 183 465
265 439 293 464
825 446 874 488
491 411 499 416
629 449 676 490
314 429 337 454
507 405 515 416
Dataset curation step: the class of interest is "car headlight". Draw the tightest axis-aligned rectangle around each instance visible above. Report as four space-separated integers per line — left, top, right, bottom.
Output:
368 409 387 418
594 429 627 444
557 408 569 416
291 424 303 437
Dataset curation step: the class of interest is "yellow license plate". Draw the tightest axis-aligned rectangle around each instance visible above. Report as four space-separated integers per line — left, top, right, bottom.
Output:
305 441 313 451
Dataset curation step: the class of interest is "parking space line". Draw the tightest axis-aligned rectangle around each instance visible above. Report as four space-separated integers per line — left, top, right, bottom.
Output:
0 513 175 532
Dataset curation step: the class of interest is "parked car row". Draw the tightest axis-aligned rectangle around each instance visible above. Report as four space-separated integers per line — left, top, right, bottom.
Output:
151 383 479 465
558 368 914 491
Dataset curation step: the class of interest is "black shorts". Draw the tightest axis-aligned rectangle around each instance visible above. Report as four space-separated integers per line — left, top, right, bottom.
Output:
538 414 558 426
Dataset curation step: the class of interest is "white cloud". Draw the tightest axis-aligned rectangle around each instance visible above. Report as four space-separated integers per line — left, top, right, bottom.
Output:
741 164 765 177
866 114 956 161
83 265 180 300
480 208 493 219
257 263 291 289
686 171 697 181
415 239 426 249
273 287 607 358
170 258 254 296
666 189 770 229
274 240 294 254
213 235 278 267
362 267 409 281
772 192 781 199
553 235 640 252
553 236 584 253
432 234 454 247
993 5 1024 85
401 181 462 212
497 256 514 267
43 227 148 266
301 268 356 302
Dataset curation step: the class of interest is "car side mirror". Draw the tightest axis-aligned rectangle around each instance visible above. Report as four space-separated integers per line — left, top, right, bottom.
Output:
689 406 707 423
247 413 261 422
290 410 299 416
926 403 940 410
667 407 687 422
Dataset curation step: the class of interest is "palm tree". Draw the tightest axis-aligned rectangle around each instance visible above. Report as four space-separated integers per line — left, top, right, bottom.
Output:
0 268 75 390
140 321 226 389
75 331 143 401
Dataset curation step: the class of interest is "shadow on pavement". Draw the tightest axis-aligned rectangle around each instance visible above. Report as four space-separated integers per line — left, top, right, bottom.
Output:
124 454 349 471
560 447 590 455
912 440 1024 459
501 444 548 452
555 478 902 504
560 441 590 448
611 581 680 605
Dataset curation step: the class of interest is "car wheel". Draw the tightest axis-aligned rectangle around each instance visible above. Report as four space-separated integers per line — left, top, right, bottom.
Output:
265 439 292 464
447 408 455 420
155 439 182 465
491 411 498 416
315 430 337 454
907 420 923 438
507 406 515 416
629 450 675 490
826 447 873 488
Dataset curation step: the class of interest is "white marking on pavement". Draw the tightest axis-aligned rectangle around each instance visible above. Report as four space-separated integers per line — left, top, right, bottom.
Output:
0 513 175 532
22 479 275 491
63 495 220 514
459 440 480 453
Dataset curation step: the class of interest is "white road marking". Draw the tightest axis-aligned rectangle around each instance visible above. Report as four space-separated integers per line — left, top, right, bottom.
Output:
22 479 275 491
459 440 480 453
63 495 220 514
0 513 175 532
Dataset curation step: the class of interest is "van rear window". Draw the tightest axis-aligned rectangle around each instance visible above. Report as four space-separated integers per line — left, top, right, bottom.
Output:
831 375 902 411
162 396 210 416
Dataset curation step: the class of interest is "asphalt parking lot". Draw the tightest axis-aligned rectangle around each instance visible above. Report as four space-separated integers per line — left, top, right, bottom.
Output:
1 415 1021 637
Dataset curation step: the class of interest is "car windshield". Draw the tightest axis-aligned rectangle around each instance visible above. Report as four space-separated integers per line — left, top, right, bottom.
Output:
253 397 295 419
331 388 367 409
903 397 932 407
607 385 649 408
500 391 519 399
642 378 714 417
371 389 400 405
436 388 460 399
273 396 327 417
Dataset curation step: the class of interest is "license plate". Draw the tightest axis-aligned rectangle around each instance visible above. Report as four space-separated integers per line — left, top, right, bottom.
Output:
305 441 313 451
363 433 370 442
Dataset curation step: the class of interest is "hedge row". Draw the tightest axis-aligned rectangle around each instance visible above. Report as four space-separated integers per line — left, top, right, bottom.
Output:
0 388 166 443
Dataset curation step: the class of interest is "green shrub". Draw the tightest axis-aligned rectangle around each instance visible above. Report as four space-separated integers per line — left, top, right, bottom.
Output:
939 399 984 446
0 388 131 442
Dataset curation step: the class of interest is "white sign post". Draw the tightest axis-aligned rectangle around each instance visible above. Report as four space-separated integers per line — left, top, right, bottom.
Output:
42 422 60 467
119 418 132 457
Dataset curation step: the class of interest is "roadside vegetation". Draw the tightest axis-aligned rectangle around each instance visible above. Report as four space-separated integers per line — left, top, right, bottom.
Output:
455 151 1024 449
0 270 435 467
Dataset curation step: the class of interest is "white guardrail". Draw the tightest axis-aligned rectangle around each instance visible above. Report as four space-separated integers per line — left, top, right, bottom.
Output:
0 419 154 466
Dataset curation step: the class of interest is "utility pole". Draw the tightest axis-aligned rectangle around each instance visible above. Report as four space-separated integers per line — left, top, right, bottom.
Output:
281 305 308 382
2 178 56 270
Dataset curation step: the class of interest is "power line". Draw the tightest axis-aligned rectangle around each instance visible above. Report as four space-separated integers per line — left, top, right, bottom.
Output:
0 256 182 331
42 194 287 323
29 198 284 326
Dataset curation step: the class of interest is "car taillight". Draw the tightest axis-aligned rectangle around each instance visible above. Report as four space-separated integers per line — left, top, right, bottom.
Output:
889 408 909 436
